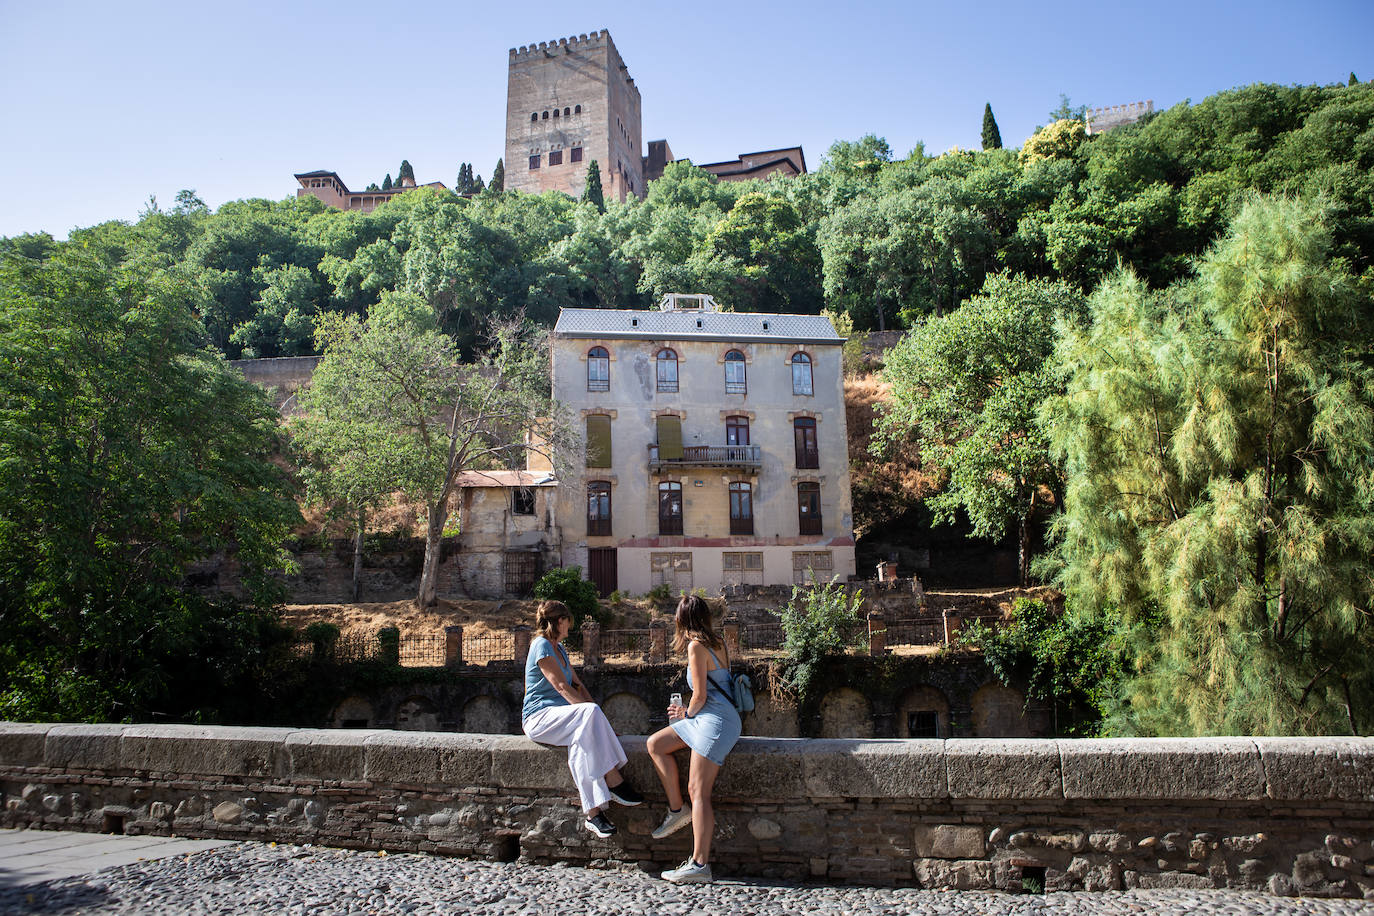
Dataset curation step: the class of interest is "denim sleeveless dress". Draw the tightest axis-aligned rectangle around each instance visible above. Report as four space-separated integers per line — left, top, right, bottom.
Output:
669 646 742 765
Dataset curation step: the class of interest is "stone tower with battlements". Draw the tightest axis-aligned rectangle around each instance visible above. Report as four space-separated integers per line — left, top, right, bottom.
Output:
505 30 644 203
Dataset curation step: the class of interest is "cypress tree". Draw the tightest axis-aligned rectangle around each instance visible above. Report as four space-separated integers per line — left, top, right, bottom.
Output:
382 174 393 191
582 160 605 212
473 174 485 194
491 158 505 193
1351 72 1361 86
398 160 415 185
982 103 1003 150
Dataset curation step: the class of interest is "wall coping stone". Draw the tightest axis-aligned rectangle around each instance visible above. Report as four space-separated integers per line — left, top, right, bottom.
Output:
2 723 1372 804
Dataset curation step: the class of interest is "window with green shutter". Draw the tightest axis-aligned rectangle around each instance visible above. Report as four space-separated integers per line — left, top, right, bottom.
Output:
586 415 611 468
656 415 683 461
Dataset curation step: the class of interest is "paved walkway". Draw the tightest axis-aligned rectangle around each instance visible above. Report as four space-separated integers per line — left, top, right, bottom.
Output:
1 829 1372 915
0 828 230 889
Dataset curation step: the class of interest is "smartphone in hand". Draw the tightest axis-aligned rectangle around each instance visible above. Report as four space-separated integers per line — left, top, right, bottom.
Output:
669 692 683 720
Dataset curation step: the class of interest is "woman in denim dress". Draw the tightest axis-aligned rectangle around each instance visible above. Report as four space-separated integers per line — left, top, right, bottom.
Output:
645 594 742 883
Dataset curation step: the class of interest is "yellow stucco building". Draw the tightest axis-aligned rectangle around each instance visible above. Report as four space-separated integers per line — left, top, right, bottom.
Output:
551 294 856 596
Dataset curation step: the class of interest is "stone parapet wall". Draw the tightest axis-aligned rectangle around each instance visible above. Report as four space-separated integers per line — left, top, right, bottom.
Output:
2 724 1372 896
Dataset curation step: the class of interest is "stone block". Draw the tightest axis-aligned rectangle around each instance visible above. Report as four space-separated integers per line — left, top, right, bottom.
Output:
714 739 810 799
1255 737 1374 801
946 739 1061 799
1059 737 1265 800
491 736 576 791
913 824 984 859
0 722 52 766
45 724 126 770
121 725 294 777
800 739 945 799
363 732 489 787
286 729 376 781
913 858 992 890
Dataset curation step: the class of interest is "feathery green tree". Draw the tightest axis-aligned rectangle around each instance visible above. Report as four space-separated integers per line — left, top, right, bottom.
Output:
382 173 393 191
398 160 415 185
982 103 1003 150
1045 194 1374 735
490 158 505 193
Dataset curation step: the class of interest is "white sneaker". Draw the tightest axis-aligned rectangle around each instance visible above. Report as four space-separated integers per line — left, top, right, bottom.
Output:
651 804 693 839
661 857 712 883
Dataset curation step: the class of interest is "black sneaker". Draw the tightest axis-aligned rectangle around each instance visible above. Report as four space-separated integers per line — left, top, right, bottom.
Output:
585 812 617 838
608 779 644 807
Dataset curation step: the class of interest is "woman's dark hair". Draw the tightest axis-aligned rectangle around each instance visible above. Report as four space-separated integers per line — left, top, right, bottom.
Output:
672 594 722 654
536 600 571 640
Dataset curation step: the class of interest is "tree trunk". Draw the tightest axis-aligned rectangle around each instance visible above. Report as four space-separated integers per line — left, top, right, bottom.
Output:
351 510 365 602
416 501 449 608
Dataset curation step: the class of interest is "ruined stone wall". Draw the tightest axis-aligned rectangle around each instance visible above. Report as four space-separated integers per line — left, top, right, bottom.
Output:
3 724 1371 896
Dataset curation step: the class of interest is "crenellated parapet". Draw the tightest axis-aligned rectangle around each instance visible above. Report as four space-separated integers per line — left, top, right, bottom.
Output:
509 29 610 60
1085 100 1155 135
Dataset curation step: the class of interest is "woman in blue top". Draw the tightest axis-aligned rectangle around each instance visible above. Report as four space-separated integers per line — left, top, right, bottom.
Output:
521 600 642 838
645 594 742 884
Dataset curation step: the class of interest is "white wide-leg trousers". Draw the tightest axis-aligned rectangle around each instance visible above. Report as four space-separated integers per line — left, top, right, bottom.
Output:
522 703 628 814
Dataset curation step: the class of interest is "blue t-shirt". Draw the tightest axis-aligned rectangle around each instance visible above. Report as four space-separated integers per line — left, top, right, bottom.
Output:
522 636 573 723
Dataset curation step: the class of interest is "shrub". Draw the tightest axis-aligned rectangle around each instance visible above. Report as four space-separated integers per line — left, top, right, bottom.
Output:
772 578 867 698
532 566 602 629
958 597 1127 736
646 583 673 607
303 622 341 662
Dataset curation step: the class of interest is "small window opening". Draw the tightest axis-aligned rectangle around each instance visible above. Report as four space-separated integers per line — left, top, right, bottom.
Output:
530 112 538 122
762 320 770 331
512 488 536 515
908 710 939 738
1020 866 1047 894
564 107 570 116
574 104 581 114
102 813 125 834
553 109 560 118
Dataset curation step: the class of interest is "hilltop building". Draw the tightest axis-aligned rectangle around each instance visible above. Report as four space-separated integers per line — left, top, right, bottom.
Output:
293 170 447 214
1085 100 1154 135
296 30 806 209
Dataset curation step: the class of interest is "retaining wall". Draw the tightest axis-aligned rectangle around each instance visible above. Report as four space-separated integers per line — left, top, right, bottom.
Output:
2 723 1372 897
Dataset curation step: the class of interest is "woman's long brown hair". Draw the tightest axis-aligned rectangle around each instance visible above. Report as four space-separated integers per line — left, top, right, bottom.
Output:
535 600 571 641
672 594 723 655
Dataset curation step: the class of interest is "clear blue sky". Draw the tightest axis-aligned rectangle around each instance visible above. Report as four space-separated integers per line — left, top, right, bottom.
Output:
2 0 1370 239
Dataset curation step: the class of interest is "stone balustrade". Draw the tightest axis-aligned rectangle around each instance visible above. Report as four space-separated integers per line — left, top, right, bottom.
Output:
2 723 1372 897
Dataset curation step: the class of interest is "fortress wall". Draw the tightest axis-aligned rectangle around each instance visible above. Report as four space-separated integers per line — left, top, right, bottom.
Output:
2 723 1372 896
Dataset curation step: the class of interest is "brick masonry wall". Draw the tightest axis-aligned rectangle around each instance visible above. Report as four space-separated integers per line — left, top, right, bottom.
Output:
2 724 1372 897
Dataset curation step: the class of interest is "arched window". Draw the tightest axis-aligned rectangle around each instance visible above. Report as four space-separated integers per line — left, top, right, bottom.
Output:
791 352 813 396
794 418 818 468
553 109 560 118
530 112 538 122
724 349 747 394
587 482 611 536
656 348 678 392
574 104 581 114
564 107 571 116
658 482 683 535
587 346 609 391
797 482 822 535
729 482 753 536
542 110 549 120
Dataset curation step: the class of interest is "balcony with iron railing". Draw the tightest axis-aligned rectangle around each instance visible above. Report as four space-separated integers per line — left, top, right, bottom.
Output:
648 443 762 472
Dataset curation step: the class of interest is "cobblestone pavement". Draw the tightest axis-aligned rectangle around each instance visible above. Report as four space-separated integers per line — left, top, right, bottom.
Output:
2 841 1372 916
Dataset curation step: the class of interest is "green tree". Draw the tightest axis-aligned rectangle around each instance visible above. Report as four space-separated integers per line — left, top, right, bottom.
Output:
982 103 1003 150
876 273 1084 584
304 297 570 607
0 246 299 722
1351 72 1360 86
1048 93 1087 122
532 567 602 629
472 174 485 195
491 158 505 193
582 160 605 212
1045 195 1374 735
382 174 393 191
398 160 415 185
701 192 823 313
